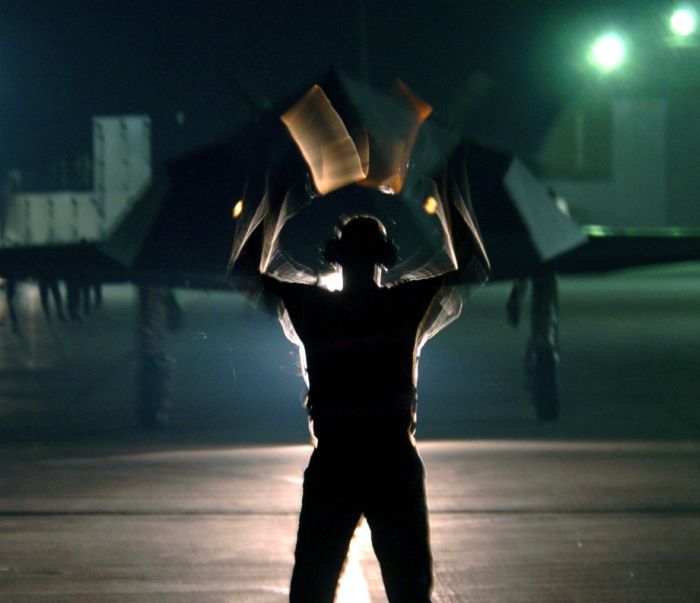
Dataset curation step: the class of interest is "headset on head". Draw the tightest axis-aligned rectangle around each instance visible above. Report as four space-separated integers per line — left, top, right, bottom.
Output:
323 215 399 269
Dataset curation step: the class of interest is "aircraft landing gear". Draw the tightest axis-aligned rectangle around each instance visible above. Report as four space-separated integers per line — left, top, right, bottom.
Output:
525 340 559 422
526 272 559 422
507 272 560 422
136 285 172 429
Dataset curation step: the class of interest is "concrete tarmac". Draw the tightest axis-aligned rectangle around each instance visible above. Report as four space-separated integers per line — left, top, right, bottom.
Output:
1 440 699 602
2 268 700 443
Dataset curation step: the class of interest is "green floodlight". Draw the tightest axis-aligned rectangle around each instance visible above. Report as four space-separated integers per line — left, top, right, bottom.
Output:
670 5 698 37
590 32 626 72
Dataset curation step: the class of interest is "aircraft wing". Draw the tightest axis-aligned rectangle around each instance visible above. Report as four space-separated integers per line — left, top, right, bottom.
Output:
99 143 243 290
553 226 700 275
465 142 587 281
0 153 239 289
465 143 700 280
5 101 699 291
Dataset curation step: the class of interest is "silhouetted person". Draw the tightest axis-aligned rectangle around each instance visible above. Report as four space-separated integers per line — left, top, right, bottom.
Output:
5 277 19 332
263 216 445 603
39 278 66 323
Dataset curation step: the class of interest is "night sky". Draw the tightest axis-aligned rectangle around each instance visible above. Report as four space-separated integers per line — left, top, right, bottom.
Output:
0 0 683 188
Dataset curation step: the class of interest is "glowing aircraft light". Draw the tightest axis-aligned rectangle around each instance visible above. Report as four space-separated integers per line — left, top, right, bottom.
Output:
377 184 397 195
670 5 698 36
591 32 626 72
232 199 244 218
423 195 439 215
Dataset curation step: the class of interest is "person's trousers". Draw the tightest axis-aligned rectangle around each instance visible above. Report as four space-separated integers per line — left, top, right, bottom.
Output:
289 440 433 603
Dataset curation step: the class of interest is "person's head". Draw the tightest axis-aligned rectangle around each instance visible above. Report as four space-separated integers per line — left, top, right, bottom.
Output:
323 215 398 277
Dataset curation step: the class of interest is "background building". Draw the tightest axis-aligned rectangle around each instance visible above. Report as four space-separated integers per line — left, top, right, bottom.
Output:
1 116 151 247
